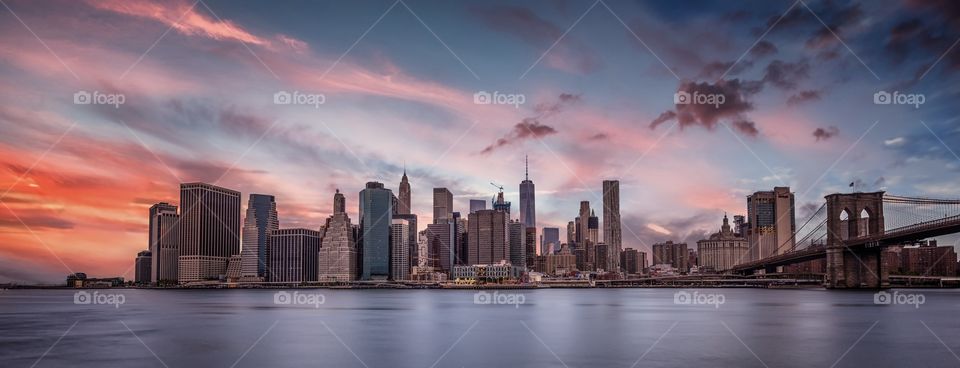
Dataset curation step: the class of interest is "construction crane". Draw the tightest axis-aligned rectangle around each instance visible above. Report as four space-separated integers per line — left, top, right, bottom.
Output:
490 182 504 193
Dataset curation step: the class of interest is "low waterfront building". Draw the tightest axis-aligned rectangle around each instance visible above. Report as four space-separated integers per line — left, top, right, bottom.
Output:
451 261 523 283
545 244 577 276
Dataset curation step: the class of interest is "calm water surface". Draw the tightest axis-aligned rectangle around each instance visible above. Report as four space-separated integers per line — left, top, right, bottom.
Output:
2 288 959 367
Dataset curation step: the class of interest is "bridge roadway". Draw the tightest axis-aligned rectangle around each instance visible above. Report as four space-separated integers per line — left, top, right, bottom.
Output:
730 214 960 274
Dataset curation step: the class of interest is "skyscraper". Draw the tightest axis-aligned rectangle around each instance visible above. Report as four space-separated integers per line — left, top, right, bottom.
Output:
509 220 526 268
433 188 453 223
425 221 455 272
398 167 412 215
602 180 622 272
519 155 536 229
390 218 411 280
240 194 279 282
148 202 179 284
524 226 537 269
319 189 358 282
746 187 796 262
577 201 590 245
360 182 393 280
469 199 486 213
541 227 560 255
268 228 320 284
177 183 241 283
467 209 509 265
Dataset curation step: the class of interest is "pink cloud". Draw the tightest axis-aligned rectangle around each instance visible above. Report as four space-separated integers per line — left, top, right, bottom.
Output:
87 0 270 46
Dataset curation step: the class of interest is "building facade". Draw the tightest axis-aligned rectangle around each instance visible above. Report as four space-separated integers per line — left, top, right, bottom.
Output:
541 227 560 256
519 156 536 229
269 228 321 284
178 183 241 283
697 215 750 272
602 180 622 272
508 220 526 269
545 244 577 276
135 250 151 285
469 199 486 213
148 202 179 284
652 241 690 273
390 218 411 280
319 190 358 282
433 188 453 223
240 194 279 282
746 187 796 262
398 169 411 215
467 209 509 265
360 182 393 280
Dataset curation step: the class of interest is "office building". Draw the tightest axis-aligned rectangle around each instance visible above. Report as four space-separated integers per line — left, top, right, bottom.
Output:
433 188 453 223
595 243 608 272
652 241 690 273
746 187 796 261
519 155 536 229
467 209 510 265
469 199 486 213
425 221 455 272
394 213 418 272
492 187 511 214
566 221 576 246
148 202 179 284
541 227 560 256
602 180 622 272
135 250 151 285
899 241 957 276
390 218 411 280
398 168 411 215
697 214 749 272
545 244 578 276
509 220 526 269
525 227 537 269
620 248 638 275
178 183 241 283
240 194 279 282
269 228 321 284
360 182 393 280
319 189 358 282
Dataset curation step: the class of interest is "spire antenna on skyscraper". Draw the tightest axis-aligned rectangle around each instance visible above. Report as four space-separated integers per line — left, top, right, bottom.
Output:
525 154 529 181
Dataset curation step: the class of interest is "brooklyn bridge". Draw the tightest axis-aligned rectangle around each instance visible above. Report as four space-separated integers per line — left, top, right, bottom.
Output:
730 192 960 288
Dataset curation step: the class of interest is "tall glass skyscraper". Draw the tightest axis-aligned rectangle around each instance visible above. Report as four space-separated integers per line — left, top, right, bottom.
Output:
360 182 393 280
541 227 560 255
519 155 536 229
240 194 279 281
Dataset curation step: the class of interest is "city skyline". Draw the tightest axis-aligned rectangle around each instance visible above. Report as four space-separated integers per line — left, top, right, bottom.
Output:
2 0 960 285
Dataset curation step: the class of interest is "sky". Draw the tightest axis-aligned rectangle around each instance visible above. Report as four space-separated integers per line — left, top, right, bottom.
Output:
1 0 959 284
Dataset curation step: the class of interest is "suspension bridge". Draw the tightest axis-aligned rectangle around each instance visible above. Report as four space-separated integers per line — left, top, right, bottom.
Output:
730 191 960 288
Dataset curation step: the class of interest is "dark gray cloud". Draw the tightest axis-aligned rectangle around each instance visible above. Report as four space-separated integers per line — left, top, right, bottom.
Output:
649 79 761 137
763 60 810 90
481 119 558 155
749 40 779 58
787 90 822 106
813 126 839 141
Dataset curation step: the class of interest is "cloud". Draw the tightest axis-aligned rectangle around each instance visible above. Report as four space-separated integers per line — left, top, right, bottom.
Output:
787 90 822 106
813 126 839 141
749 41 779 58
649 79 761 136
480 119 557 154
763 60 810 90
587 133 609 141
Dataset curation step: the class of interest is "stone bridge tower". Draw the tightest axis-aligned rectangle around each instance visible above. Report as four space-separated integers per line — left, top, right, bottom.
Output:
824 191 888 288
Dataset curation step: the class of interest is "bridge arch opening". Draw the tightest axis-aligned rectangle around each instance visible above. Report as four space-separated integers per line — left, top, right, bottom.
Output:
859 208 871 237
839 209 852 240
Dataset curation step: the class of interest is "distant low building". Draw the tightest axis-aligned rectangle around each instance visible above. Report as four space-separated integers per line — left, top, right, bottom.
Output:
898 240 957 276
545 244 577 276
652 241 689 273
